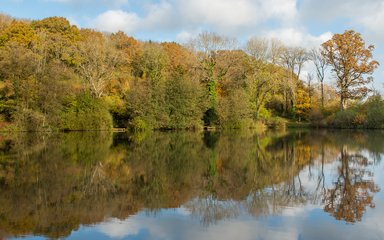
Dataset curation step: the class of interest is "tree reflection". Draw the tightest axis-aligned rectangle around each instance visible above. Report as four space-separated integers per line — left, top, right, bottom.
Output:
0 130 382 237
186 196 241 226
323 146 380 223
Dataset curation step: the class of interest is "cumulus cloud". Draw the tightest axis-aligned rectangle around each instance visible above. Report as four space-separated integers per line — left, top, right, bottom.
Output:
181 0 298 28
264 28 332 48
179 0 261 30
93 201 384 240
299 0 383 22
86 0 382 85
92 10 140 34
91 0 299 36
299 0 384 43
176 31 196 43
45 0 129 5
357 2 384 43
98 218 141 238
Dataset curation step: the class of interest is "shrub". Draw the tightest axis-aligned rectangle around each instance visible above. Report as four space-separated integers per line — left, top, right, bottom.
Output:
365 95 384 128
203 108 219 127
60 93 113 131
257 106 272 121
217 89 251 129
309 108 324 122
128 117 149 132
13 108 49 131
330 108 362 128
267 117 287 129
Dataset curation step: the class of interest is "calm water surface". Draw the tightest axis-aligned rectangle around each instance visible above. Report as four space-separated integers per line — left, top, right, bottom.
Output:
1 130 383 240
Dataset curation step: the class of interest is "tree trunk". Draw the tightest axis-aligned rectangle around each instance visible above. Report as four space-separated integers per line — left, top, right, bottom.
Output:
321 81 324 109
340 97 347 111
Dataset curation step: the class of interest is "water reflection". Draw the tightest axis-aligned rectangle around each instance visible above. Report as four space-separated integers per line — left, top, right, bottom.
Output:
323 146 379 222
0 130 383 239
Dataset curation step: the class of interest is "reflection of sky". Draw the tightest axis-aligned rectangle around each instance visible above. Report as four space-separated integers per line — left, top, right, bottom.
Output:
10 146 384 240
60 152 384 240
65 202 384 240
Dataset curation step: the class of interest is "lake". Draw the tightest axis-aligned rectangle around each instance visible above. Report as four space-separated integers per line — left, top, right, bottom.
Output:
1 130 383 240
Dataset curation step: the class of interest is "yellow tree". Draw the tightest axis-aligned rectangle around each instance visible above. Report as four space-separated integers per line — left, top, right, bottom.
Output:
244 38 283 120
295 84 311 121
321 30 379 110
76 29 121 98
31 17 81 66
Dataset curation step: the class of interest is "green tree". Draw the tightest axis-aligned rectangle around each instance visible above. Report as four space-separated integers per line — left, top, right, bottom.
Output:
165 70 204 129
128 42 170 129
188 32 236 126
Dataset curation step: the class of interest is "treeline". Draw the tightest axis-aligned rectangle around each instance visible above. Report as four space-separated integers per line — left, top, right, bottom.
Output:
0 14 382 131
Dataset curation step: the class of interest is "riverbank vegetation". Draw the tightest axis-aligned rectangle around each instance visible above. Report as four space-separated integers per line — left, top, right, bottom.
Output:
0 14 381 131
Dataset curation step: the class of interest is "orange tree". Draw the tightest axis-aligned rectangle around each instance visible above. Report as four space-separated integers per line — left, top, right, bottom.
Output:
321 30 379 111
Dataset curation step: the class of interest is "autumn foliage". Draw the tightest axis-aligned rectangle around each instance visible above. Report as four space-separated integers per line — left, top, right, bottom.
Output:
0 14 381 130
322 30 379 110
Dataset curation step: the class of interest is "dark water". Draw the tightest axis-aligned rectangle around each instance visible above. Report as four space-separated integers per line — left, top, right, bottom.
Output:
1 130 383 240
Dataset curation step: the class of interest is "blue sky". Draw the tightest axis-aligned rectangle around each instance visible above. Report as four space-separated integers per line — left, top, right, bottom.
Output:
2 0 384 88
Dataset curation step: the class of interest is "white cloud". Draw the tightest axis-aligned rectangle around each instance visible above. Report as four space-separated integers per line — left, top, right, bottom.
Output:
299 0 383 22
89 0 299 36
92 10 140 34
260 0 297 22
140 1 174 31
358 2 384 43
264 28 332 48
92 201 384 240
82 0 383 88
176 31 194 43
299 0 384 44
98 218 141 238
45 0 129 5
179 0 261 30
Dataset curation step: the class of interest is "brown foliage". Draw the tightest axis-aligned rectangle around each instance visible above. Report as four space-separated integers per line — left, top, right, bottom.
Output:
321 30 379 110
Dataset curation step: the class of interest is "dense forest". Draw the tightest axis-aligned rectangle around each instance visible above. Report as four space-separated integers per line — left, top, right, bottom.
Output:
0 14 382 131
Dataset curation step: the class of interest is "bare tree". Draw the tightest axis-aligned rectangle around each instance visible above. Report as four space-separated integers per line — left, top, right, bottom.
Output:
245 37 269 62
279 46 309 115
76 29 121 98
188 32 237 109
307 73 314 106
310 48 327 108
270 38 285 65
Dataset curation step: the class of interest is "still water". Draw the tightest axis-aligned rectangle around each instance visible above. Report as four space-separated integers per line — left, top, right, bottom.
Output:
1 130 383 240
